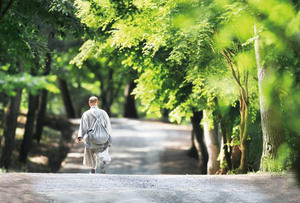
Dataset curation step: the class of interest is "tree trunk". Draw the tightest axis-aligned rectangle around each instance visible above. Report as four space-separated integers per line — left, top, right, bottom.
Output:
34 52 51 143
124 81 138 118
254 25 284 171
231 145 241 169
187 130 199 159
203 110 220 174
223 50 249 173
217 104 239 172
0 89 22 170
0 94 10 152
100 90 111 115
239 96 249 173
33 90 48 143
219 119 232 171
191 111 208 174
19 93 39 163
34 90 48 143
58 78 76 118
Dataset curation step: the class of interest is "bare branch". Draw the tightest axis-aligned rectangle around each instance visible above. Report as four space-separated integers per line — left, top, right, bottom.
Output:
223 50 242 88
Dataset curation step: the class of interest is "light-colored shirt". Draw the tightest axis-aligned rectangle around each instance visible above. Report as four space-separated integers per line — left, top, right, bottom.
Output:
78 106 112 140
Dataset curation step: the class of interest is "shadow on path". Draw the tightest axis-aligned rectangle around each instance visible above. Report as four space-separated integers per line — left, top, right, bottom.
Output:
60 118 200 174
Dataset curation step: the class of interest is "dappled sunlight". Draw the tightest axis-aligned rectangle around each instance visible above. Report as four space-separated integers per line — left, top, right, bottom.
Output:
61 118 196 174
29 155 48 165
67 153 83 158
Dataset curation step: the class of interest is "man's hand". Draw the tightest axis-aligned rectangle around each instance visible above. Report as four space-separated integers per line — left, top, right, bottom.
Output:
76 137 82 143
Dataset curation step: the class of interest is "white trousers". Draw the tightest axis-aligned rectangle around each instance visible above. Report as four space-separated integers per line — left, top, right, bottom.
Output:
83 147 111 170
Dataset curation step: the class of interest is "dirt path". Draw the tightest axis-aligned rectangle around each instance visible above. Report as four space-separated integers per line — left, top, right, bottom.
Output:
60 118 200 174
0 173 299 202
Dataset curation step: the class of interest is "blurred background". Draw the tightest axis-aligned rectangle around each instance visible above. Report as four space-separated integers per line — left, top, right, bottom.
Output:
0 0 299 183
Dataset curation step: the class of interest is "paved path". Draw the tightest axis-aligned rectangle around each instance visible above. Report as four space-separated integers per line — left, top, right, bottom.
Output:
0 173 299 202
1 119 300 202
61 118 200 174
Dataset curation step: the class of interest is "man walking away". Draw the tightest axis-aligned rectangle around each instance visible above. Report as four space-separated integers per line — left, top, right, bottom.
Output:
76 96 112 174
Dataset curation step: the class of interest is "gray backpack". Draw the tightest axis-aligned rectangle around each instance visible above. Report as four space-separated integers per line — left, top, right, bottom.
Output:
87 111 110 144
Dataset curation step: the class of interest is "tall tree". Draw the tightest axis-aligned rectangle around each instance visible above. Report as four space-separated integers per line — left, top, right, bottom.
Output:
58 78 76 118
124 81 138 118
0 88 22 169
203 110 220 174
34 52 52 143
191 111 208 174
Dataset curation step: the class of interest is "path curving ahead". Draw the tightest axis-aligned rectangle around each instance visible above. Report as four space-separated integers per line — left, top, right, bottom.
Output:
61 118 200 174
1 119 299 202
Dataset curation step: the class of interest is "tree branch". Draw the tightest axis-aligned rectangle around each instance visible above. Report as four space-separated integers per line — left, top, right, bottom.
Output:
0 0 3 13
0 0 14 21
223 50 242 88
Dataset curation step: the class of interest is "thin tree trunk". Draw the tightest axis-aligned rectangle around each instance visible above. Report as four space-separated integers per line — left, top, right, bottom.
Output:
33 90 48 143
254 25 284 171
220 119 232 171
0 89 22 170
217 104 239 171
100 89 111 115
203 110 220 174
191 111 208 174
239 98 249 173
19 93 39 163
124 81 138 118
34 52 51 143
0 94 10 152
187 131 199 159
223 50 249 173
58 78 76 118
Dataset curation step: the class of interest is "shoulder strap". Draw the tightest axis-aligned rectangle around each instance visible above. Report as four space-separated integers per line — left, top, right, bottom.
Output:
89 111 99 130
90 111 99 120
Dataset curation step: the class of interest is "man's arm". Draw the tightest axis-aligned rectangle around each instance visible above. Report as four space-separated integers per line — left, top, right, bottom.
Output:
76 113 88 143
103 111 112 135
102 111 112 146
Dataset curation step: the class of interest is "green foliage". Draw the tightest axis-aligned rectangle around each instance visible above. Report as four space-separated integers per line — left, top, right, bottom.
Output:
0 72 59 96
261 143 292 172
71 0 300 174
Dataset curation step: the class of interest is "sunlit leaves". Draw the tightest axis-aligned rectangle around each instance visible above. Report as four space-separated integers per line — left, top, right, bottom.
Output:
285 11 300 38
0 73 59 96
236 52 256 73
75 0 117 30
248 0 295 26
214 26 234 51
70 39 98 67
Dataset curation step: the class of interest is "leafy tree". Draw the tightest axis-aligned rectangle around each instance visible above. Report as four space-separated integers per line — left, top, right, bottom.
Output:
73 0 300 177
0 0 83 168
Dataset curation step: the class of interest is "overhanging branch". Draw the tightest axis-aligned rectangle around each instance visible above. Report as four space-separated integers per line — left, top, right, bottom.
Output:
0 0 14 21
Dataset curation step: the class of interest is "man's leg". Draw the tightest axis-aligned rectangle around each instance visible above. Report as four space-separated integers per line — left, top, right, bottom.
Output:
94 147 111 174
84 147 97 171
95 155 106 174
99 160 106 174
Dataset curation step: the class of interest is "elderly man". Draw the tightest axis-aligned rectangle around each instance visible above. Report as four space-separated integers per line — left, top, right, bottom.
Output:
76 96 112 174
